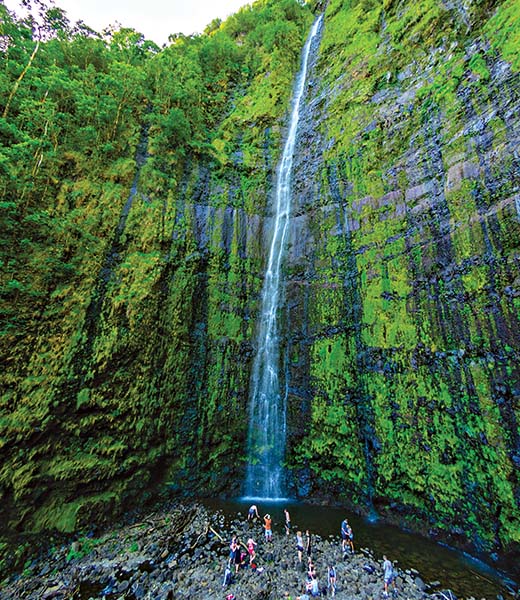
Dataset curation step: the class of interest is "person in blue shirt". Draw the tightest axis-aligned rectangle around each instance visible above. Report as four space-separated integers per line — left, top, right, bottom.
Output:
341 518 354 554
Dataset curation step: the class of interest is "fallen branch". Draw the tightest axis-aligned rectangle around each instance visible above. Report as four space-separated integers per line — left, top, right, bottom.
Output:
209 526 225 542
128 521 155 530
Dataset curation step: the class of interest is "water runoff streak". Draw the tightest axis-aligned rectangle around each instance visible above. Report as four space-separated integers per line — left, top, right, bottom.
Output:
245 15 323 501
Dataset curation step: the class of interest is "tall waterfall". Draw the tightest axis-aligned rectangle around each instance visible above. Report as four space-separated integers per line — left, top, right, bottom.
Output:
245 15 323 500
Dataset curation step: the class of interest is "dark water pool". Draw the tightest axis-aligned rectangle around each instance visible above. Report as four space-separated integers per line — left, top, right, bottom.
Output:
201 498 518 599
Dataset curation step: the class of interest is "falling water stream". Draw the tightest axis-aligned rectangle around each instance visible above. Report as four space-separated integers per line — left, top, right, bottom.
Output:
245 15 323 500
239 17 520 597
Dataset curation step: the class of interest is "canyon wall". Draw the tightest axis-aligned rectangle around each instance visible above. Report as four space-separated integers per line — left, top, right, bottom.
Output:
283 0 520 562
0 0 518 572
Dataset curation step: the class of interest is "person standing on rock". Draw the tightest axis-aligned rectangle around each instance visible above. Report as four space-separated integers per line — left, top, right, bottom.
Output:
328 564 337 597
231 538 241 574
263 513 273 542
346 521 354 553
222 562 233 587
284 508 291 535
341 518 348 553
246 537 257 564
305 529 312 559
341 518 354 554
383 554 396 597
296 530 304 563
229 535 237 560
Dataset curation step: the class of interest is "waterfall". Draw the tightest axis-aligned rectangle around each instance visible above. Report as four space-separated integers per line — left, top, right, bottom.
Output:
245 15 323 500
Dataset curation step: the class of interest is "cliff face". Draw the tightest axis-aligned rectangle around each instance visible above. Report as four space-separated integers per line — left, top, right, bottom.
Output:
0 0 519 573
283 0 520 562
0 0 313 541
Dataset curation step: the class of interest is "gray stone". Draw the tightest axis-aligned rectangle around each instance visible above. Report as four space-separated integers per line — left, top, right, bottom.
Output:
414 576 426 591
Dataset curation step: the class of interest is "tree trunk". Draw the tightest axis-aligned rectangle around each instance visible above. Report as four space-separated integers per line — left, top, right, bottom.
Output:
2 40 40 119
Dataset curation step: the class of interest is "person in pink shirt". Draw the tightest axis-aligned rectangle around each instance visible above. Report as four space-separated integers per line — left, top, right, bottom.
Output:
247 537 257 564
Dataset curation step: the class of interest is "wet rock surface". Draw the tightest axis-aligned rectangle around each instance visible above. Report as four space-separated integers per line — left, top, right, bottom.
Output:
0 503 473 600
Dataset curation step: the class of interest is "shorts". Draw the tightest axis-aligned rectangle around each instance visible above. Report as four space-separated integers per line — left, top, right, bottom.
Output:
265 529 272 538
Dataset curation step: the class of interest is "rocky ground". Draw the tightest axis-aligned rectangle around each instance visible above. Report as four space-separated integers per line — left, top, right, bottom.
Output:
0 502 478 600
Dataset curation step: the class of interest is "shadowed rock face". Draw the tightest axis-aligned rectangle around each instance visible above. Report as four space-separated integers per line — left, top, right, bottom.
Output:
0 0 518 579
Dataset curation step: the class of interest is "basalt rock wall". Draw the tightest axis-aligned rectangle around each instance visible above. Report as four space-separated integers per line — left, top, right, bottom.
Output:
0 0 313 550
283 0 520 566
0 0 519 576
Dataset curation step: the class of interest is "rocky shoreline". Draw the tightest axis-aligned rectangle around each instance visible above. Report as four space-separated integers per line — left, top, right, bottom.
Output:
0 502 487 600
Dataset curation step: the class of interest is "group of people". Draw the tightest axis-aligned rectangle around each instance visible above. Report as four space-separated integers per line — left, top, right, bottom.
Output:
227 535 258 574
300 557 337 597
247 504 292 541
223 505 396 598
340 518 355 555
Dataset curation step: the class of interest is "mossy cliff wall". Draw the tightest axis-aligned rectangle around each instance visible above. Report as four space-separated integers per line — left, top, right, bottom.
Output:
0 0 312 539
283 0 520 563
0 0 518 571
